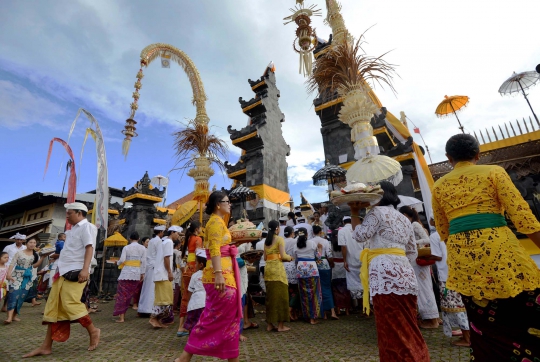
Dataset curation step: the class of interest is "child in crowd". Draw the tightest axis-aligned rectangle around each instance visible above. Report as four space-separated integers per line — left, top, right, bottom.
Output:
0 252 8 302
177 249 206 337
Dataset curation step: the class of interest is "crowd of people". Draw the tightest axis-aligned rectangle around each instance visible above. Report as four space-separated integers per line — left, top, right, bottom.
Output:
1 133 540 362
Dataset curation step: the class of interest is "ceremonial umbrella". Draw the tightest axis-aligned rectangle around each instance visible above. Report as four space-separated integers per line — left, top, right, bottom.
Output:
498 71 540 124
99 232 129 294
104 231 128 247
172 200 198 226
346 154 403 186
312 160 347 191
229 183 257 214
151 174 169 188
435 95 470 134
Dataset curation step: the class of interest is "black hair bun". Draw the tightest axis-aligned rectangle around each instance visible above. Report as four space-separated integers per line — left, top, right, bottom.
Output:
445 134 479 162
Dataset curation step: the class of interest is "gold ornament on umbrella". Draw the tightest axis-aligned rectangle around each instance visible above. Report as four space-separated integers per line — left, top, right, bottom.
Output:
284 2 321 77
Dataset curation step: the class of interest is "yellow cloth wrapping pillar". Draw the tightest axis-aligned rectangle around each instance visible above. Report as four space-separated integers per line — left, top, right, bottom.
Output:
250 184 290 205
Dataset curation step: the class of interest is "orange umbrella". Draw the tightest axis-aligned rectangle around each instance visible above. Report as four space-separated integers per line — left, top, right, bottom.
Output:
435 95 469 134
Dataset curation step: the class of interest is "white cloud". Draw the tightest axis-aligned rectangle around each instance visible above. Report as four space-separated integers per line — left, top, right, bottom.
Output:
0 80 66 129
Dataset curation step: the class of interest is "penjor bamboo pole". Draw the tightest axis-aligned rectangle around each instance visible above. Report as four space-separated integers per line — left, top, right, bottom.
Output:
98 245 107 295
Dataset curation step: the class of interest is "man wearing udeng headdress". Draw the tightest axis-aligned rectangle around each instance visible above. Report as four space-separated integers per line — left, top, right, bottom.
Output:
24 202 100 357
138 225 166 315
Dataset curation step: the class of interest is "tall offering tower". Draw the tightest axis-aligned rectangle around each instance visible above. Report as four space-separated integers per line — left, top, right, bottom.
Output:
225 65 291 223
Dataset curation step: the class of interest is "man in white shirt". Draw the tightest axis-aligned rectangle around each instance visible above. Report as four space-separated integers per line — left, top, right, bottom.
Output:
149 225 181 328
138 225 165 315
2 233 27 312
428 218 470 346
278 217 287 237
113 231 147 323
338 216 364 301
320 204 329 235
25 202 100 358
255 230 268 292
294 217 314 239
3 233 27 266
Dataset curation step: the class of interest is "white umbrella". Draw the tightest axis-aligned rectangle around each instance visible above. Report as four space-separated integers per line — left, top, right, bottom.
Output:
346 154 403 186
398 195 424 213
151 174 169 188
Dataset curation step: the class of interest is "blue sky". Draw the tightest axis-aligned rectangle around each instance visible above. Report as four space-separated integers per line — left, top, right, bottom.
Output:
1 0 539 207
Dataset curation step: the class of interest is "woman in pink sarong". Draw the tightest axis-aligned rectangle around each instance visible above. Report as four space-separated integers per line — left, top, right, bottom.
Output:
175 191 242 362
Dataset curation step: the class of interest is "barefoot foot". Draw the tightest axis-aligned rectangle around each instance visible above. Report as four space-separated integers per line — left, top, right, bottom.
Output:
114 319 124 323
240 335 248 341
23 346 52 358
88 328 100 351
277 326 290 332
13 316 21 322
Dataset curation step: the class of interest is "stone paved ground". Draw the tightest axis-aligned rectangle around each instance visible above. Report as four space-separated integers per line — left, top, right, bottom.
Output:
1 301 469 362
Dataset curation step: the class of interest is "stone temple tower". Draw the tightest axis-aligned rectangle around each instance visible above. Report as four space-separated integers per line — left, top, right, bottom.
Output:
225 65 291 224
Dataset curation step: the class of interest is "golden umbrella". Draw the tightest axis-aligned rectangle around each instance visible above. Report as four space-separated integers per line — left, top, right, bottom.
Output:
435 95 469 134
103 231 128 247
172 200 198 226
99 231 129 294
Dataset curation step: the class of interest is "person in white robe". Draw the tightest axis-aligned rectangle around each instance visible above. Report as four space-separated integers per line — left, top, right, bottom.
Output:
338 216 364 300
137 225 165 315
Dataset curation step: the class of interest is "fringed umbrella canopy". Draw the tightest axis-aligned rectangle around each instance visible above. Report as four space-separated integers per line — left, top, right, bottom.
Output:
104 232 128 247
172 200 198 226
346 154 403 186
499 71 540 95
397 195 424 213
229 183 257 203
498 71 540 124
435 95 469 133
312 160 347 190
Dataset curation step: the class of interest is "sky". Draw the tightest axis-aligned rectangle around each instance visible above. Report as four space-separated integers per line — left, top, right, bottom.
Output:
1 0 539 207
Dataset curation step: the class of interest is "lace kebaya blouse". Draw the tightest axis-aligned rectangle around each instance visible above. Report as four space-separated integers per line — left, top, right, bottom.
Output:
353 205 419 297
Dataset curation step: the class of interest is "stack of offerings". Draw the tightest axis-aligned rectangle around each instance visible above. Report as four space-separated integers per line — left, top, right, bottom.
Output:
229 219 262 244
330 182 384 206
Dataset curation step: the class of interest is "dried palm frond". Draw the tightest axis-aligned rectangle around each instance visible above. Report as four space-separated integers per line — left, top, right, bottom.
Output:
173 119 229 172
306 30 397 96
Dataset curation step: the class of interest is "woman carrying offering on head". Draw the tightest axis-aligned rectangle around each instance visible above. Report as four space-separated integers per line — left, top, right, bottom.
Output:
176 191 242 362
432 134 540 361
349 181 430 361
263 220 292 332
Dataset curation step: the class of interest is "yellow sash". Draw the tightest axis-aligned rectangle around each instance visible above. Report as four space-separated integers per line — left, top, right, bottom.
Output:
266 253 282 262
118 260 141 269
187 253 196 263
360 247 406 315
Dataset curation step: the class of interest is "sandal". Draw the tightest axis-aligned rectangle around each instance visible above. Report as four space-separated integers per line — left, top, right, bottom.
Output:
243 322 259 330
176 331 189 337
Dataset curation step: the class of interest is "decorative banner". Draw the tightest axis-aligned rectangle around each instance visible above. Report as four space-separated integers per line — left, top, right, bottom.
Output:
44 138 76 231
68 109 109 239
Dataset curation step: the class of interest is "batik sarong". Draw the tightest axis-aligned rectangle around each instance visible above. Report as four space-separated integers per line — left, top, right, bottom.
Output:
332 278 352 310
184 285 241 359
7 266 33 315
114 279 140 316
439 280 469 337
184 307 204 332
319 269 334 312
180 274 192 317
288 283 300 309
265 281 290 324
372 293 430 362
298 277 323 319
462 288 540 361
151 280 174 324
